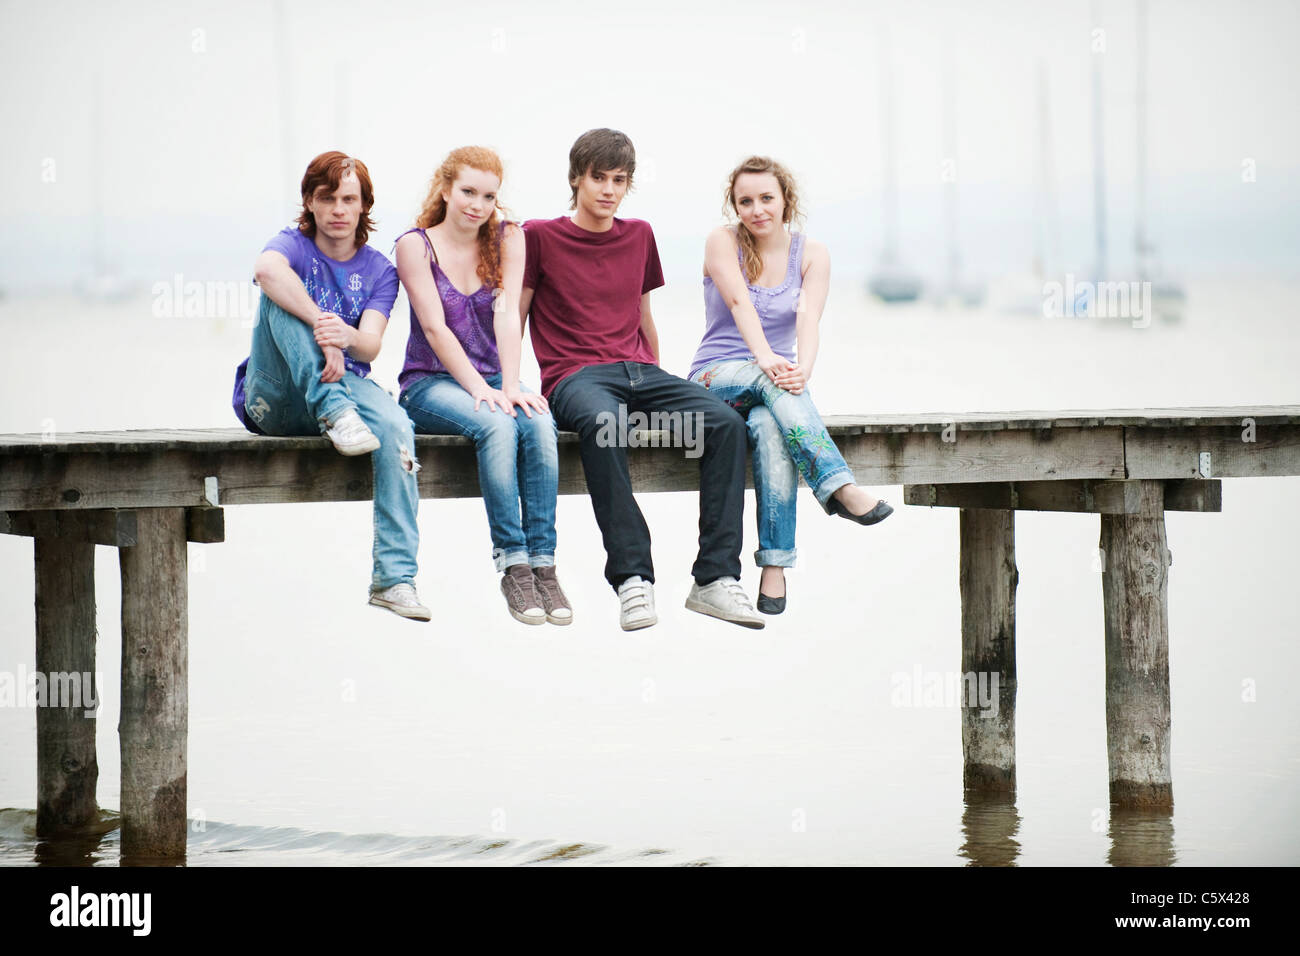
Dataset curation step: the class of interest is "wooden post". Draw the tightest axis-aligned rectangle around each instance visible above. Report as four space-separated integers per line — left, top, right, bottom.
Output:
118 507 188 858
34 537 99 835
959 508 1018 791
1100 480 1173 808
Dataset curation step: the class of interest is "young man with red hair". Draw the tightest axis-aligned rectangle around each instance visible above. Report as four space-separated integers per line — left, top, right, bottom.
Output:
232 151 429 621
521 129 763 631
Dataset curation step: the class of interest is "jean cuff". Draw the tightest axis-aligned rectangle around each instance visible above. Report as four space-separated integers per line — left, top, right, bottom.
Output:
812 470 856 513
754 548 796 568
371 574 415 592
528 554 556 569
493 549 531 572
316 400 357 432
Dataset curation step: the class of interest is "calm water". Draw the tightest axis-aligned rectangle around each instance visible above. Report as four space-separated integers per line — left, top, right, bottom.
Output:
1 277 1297 866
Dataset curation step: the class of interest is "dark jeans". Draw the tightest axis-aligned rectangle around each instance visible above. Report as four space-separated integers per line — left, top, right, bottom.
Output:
549 361 747 589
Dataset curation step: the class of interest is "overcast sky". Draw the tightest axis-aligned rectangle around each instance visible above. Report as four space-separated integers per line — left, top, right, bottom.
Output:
3 0 1297 289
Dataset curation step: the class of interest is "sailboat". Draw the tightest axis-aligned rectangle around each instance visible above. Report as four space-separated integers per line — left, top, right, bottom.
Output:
932 32 985 308
79 58 135 303
1133 0 1186 321
990 59 1063 316
867 23 923 303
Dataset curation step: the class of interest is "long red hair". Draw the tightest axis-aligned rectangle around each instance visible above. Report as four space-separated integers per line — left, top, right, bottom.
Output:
415 146 512 290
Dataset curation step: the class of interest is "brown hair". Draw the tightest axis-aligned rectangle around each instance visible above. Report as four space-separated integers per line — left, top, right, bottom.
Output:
724 156 804 283
568 128 636 209
414 146 513 290
295 151 377 247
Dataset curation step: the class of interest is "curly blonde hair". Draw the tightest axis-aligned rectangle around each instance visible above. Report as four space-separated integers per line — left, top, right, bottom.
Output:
724 156 804 283
415 146 513 289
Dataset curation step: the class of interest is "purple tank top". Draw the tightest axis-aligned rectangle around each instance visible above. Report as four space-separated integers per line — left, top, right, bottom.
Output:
398 224 505 392
688 231 805 380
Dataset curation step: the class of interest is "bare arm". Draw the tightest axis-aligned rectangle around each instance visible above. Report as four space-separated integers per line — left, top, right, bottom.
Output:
314 308 386 363
253 249 345 383
792 239 830 384
254 250 328 324
518 286 534 335
395 232 511 413
496 226 547 416
703 226 791 381
639 292 660 364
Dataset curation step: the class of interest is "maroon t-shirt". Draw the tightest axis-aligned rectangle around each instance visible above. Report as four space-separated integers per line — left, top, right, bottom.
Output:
522 216 665 397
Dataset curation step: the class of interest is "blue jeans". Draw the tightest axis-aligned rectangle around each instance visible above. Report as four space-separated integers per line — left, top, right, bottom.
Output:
243 294 420 590
400 372 559 571
549 361 747 588
690 358 855 568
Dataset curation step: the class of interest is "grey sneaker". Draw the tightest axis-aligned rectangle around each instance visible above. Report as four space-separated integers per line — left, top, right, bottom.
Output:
325 408 380 456
368 582 432 622
616 576 657 631
501 564 546 625
532 566 573 626
685 576 765 629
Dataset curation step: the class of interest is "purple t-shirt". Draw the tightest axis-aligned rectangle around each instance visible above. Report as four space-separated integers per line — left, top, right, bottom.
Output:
231 227 399 432
397 224 507 393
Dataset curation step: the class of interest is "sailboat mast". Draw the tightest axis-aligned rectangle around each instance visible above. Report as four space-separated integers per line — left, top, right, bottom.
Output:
1135 0 1149 281
1091 0 1107 282
942 32 959 295
879 26 900 265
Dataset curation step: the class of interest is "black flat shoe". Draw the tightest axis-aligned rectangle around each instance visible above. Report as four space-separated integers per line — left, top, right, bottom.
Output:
829 497 894 526
757 592 786 615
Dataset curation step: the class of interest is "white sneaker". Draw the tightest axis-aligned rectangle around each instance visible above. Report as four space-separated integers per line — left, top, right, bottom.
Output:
369 582 432 622
616 576 657 631
325 408 380 456
685 576 765 629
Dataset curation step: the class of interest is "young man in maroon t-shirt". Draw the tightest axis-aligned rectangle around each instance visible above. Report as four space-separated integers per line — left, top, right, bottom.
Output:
521 128 764 631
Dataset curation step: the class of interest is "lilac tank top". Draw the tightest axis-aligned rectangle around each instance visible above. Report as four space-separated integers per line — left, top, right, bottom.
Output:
688 231 805 380
398 223 505 392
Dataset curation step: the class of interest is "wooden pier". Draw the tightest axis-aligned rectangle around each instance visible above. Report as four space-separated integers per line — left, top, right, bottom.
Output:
3 406 1297 858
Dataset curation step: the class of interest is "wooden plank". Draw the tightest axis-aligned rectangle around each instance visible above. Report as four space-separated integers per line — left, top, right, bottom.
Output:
0 427 1122 510
834 427 1126 486
119 507 188 859
903 478 1222 514
960 509 1018 792
5 420 1298 512
3 406 1298 452
185 507 225 544
1100 481 1174 809
34 537 100 836
2 509 138 545
1125 423 1300 479
0 443 723 509
1163 478 1222 512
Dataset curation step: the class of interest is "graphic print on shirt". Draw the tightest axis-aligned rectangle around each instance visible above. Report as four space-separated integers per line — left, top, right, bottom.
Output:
308 257 371 377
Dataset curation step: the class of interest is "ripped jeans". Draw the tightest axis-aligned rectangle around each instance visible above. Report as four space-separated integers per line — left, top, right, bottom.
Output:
242 295 420 590
690 358 855 568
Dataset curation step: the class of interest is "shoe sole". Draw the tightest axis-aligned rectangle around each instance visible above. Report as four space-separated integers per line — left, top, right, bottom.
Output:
545 611 574 626
368 597 432 621
508 607 547 626
332 436 381 456
684 598 765 629
621 614 657 631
